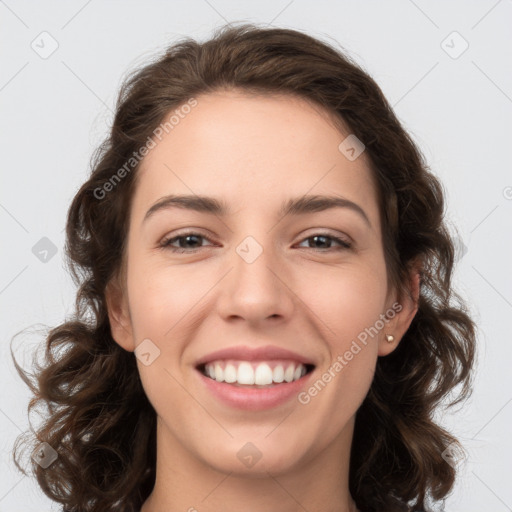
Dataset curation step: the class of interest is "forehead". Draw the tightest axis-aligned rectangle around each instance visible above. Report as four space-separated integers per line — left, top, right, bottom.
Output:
132 90 379 224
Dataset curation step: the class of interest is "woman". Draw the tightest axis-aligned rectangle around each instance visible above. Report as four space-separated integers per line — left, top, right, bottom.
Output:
12 23 476 512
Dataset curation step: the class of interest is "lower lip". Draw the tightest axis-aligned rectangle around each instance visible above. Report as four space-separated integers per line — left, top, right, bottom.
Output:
196 369 314 411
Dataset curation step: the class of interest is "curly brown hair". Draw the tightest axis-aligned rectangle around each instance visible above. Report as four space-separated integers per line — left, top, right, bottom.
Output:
11 23 476 512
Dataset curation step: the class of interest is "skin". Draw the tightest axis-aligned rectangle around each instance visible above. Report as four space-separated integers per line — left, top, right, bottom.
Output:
106 90 420 512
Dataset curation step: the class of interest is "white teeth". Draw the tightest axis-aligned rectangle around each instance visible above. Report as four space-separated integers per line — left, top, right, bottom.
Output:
254 363 273 385
237 362 254 385
284 364 295 383
272 364 284 383
203 361 309 386
214 363 224 382
224 363 237 383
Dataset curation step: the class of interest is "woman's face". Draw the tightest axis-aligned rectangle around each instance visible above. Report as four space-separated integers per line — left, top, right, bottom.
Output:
108 90 417 477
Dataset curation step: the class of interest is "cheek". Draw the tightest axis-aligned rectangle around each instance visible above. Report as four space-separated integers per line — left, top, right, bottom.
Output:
296 266 386 426
126 259 204 339
125 261 200 416
298 261 388 347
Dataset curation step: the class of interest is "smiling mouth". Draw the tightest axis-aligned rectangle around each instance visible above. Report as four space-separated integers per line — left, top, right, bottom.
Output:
196 361 315 388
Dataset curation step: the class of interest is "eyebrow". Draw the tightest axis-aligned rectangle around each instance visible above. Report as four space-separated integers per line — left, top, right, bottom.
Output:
143 193 371 228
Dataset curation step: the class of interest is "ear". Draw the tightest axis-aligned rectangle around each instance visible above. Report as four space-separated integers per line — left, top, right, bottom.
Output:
378 260 421 357
105 278 135 352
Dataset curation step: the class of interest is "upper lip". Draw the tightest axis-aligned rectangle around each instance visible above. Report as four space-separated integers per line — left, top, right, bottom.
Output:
195 345 316 367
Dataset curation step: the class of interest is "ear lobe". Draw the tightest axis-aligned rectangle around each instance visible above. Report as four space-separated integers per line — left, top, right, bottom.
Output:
105 279 135 352
378 265 421 357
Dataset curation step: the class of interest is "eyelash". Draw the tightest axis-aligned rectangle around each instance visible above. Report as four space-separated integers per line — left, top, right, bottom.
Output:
159 231 352 253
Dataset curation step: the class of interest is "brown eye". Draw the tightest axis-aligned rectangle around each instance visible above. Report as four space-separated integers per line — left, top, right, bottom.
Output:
160 232 214 253
296 233 351 251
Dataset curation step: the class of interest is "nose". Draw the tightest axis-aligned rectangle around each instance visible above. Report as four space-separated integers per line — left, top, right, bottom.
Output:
216 239 295 325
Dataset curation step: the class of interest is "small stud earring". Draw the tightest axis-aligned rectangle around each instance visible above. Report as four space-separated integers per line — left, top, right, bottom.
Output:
385 334 395 343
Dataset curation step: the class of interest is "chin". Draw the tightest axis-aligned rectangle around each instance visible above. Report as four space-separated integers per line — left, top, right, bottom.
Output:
198 437 308 477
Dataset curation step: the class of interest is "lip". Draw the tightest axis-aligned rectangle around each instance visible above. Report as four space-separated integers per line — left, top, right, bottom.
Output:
196 366 315 411
195 344 316 367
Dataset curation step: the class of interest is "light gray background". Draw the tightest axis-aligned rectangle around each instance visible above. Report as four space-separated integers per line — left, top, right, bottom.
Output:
1 1 511 510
